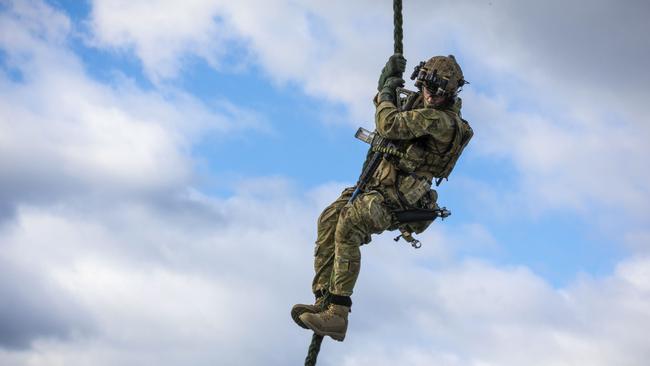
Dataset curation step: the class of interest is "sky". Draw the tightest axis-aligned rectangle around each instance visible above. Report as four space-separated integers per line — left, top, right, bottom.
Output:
0 0 649 365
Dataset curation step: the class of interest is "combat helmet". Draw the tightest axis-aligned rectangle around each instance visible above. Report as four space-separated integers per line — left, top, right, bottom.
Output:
411 55 467 97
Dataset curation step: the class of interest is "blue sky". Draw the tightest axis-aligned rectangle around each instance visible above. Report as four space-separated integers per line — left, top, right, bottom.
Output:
1 1 649 365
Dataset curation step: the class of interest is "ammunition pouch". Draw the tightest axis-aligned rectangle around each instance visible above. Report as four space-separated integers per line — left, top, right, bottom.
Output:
396 143 425 173
397 174 431 207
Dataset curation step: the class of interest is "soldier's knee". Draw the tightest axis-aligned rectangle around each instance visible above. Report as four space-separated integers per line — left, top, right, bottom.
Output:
316 202 345 248
317 204 339 228
359 193 393 231
334 205 371 246
317 187 355 226
336 192 392 240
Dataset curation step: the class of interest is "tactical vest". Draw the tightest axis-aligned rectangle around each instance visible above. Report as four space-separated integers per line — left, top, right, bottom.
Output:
370 106 473 208
418 112 473 184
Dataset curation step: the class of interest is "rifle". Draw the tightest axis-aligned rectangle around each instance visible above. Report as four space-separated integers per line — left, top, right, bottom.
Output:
348 128 400 203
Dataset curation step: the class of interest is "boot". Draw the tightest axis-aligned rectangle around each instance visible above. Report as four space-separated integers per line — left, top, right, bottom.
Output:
291 294 325 329
299 303 350 341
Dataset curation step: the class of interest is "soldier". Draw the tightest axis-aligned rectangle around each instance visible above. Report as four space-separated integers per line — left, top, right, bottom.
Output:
291 54 473 341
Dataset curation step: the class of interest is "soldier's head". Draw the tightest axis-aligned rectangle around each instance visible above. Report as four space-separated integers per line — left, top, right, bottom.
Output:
411 55 466 108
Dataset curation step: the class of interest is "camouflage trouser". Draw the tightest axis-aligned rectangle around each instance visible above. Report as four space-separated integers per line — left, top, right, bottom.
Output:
311 187 395 297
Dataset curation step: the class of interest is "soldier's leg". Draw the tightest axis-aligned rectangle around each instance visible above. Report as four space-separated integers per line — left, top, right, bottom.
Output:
299 191 393 341
311 187 354 294
329 190 393 297
292 187 353 329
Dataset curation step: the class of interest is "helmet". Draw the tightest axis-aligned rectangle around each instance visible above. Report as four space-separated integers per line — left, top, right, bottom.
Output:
411 55 466 97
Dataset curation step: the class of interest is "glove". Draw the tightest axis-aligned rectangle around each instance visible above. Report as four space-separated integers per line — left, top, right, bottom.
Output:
377 53 407 91
378 76 405 103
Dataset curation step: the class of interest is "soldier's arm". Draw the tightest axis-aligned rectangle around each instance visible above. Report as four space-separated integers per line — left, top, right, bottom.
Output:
374 100 446 140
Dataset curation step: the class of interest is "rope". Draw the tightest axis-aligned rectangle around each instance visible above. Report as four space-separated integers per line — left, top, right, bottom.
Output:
304 333 324 365
303 1 404 364
304 293 331 366
393 0 403 54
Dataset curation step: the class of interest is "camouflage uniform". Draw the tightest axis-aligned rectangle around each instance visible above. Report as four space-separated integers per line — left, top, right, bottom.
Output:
312 96 472 297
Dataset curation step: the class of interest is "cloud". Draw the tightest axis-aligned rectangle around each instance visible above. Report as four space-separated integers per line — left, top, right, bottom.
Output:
1 192 649 365
87 0 234 81
87 0 398 118
0 0 267 221
333 256 650 366
0 178 325 364
0 256 93 350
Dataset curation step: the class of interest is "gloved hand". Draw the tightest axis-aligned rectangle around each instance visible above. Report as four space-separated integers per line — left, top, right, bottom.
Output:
378 76 405 103
377 53 407 91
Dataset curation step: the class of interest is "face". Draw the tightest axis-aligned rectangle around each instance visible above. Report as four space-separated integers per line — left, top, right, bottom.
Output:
422 86 447 107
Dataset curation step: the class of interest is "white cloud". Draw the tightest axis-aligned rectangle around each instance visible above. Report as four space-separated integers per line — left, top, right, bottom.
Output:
333 257 650 366
88 0 233 81
87 0 392 118
0 181 323 364
1 196 650 365
0 0 267 212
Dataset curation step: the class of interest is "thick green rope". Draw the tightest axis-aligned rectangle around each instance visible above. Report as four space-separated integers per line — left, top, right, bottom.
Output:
304 293 331 366
303 1 403 365
394 0 403 54
304 333 324 365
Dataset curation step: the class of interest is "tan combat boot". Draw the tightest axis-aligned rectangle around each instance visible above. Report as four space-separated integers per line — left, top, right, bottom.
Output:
291 296 325 329
299 303 350 341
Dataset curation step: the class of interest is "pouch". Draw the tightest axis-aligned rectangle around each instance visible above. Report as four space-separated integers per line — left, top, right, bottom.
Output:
398 175 432 206
396 144 425 173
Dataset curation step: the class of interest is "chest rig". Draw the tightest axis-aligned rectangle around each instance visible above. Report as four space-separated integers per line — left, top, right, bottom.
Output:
387 90 472 203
